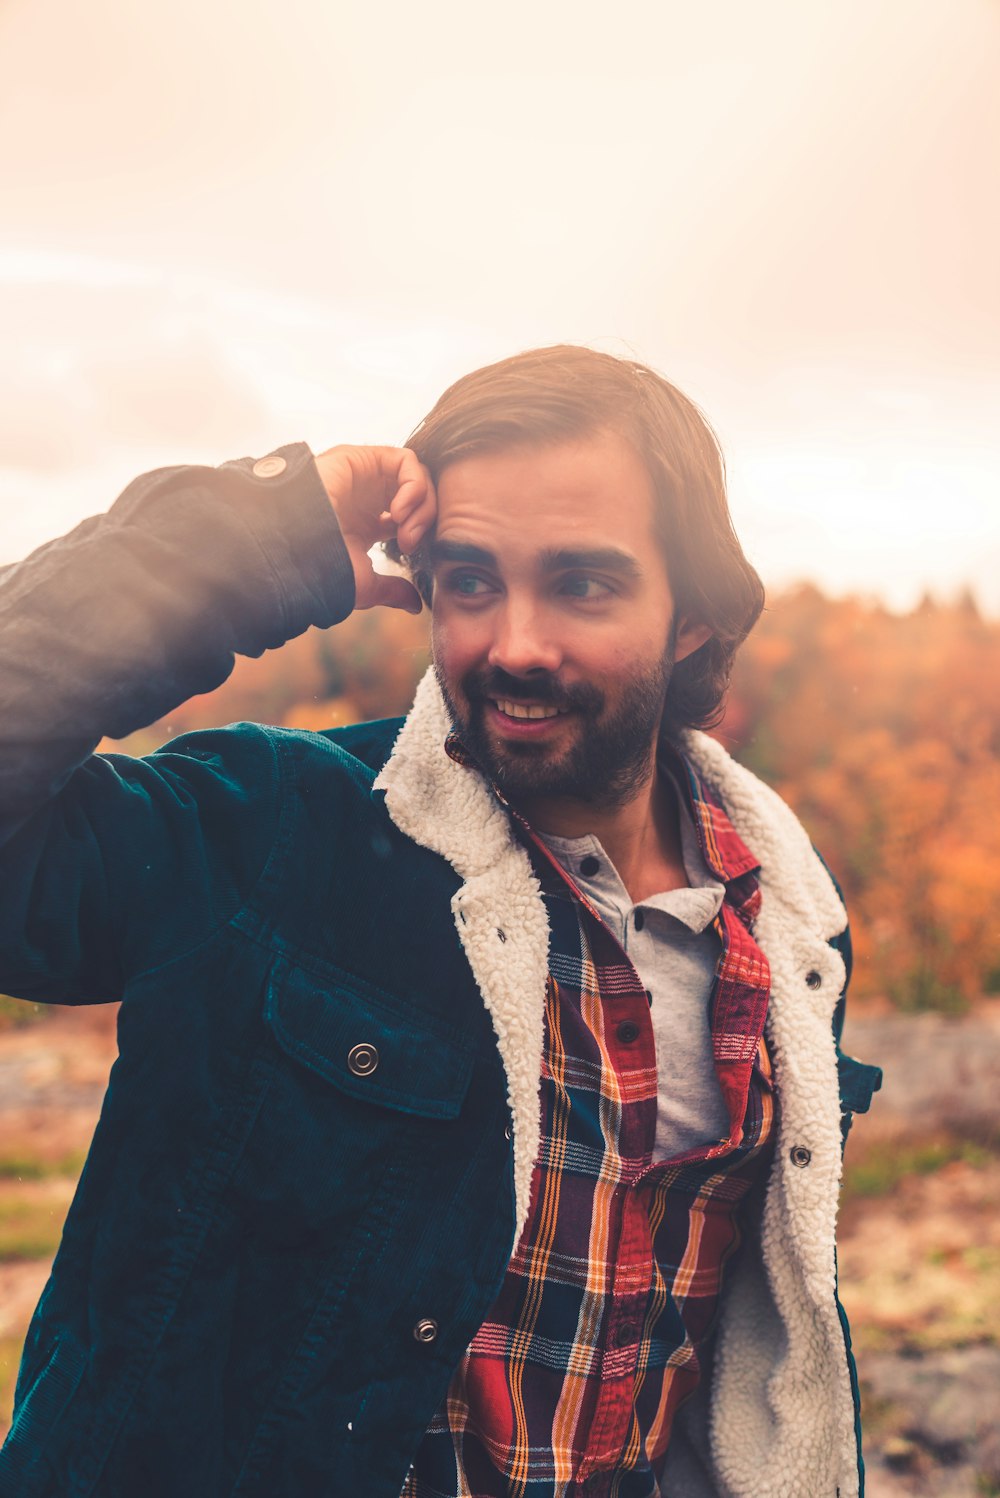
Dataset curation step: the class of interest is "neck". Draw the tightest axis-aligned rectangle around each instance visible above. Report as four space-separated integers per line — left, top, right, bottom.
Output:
516 762 689 903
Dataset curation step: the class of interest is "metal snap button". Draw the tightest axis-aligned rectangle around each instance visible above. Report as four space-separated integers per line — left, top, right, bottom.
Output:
504 1122 512 1141
496 928 507 943
347 1042 379 1077
251 454 287 479
790 1145 812 1168
413 1317 438 1343
805 970 822 990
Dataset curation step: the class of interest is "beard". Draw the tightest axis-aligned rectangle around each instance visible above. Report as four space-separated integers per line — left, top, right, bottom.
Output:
435 648 675 811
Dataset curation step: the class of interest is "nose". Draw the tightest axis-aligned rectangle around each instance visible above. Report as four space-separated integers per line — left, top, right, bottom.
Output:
487 598 562 678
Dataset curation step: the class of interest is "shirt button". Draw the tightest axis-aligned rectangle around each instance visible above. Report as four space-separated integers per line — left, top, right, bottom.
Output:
616 1021 640 1044
413 1317 439 1343
613 1322 639 1347
633 910 645 931
347 1043 379 1077
579 855 601 877
251 454 288 479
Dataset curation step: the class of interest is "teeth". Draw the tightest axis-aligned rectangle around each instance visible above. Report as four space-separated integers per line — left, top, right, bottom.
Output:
495 698 563 720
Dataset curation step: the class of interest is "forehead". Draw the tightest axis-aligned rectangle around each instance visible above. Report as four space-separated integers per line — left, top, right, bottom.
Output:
434 430 660 562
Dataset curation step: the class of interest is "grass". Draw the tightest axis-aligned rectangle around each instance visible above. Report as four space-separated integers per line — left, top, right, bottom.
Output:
0 1337 24 1435
0 1150 86 1182
842 1135 994 1202
0 1148 85 1274
0 1190 72 1262
0 995 47 1029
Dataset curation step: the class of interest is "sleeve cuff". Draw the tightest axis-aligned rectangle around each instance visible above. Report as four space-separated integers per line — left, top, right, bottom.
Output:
220 443 356 633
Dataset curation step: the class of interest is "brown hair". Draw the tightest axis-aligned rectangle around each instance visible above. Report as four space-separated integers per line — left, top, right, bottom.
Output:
401 344 764 736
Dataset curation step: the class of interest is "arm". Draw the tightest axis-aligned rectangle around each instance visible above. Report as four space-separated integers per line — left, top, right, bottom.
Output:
0 441 435 1002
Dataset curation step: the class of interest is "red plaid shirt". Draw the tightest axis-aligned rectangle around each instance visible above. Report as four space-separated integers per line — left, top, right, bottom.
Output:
403 746 775 1498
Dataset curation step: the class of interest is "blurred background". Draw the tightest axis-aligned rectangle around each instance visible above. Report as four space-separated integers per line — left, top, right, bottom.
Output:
1 1 998 1491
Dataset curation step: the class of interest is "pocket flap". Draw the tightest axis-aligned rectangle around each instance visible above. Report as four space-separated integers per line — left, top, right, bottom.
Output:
264 961 475 1120
837 1052 883 1115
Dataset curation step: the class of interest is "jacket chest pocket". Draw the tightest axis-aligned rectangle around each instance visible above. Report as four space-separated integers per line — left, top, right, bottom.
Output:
212 959 483 1354
264 958 476 1120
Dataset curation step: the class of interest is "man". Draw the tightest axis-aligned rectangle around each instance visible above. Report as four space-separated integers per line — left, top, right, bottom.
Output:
0 345 880 1498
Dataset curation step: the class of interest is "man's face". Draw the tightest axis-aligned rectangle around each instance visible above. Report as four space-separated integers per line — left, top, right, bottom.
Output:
428 429 708 812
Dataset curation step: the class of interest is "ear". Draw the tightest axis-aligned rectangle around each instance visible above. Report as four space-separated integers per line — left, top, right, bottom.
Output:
673 617 714 663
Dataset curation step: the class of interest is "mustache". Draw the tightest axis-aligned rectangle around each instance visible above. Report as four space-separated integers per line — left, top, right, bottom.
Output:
463 668 603 712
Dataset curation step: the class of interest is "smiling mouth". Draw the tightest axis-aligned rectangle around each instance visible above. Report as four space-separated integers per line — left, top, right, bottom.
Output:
492 698 568 721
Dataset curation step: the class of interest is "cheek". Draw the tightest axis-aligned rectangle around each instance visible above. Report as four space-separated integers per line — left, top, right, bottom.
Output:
430 613 489 686
586 638 648 680
579 626 673 692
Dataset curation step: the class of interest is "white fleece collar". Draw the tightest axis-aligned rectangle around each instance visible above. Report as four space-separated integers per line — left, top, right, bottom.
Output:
374 669 550 1246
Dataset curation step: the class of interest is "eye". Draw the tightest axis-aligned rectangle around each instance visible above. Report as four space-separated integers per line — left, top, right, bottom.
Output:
559 575 614 601
442 571 495 598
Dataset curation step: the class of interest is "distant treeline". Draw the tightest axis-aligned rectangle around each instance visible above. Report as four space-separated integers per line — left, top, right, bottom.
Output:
108 586 1000 1012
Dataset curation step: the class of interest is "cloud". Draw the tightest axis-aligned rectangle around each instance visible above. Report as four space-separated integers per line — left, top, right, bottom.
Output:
0 273 274 473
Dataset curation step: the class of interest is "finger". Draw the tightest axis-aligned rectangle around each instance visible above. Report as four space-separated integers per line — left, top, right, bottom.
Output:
388 450 434 521
360 573 424 615
394 466 437 554
363 446 424 509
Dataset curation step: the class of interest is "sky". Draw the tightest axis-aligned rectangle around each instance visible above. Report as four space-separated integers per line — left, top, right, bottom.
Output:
1 0 998 611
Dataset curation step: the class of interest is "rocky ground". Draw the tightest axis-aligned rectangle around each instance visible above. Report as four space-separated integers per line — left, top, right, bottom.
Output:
0 1001 997 1494
838 1008 1000 1497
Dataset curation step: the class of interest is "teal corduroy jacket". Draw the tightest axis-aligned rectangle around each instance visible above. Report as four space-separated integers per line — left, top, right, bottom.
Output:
0 446 880 1498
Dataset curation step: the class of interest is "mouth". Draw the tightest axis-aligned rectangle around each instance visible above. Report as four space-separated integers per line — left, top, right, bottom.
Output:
483 697 573 741
491 698 568 721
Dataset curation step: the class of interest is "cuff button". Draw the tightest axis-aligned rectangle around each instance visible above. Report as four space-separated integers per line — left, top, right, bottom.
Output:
252 455 288 479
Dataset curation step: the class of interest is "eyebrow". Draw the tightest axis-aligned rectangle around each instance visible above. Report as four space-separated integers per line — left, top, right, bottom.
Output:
430 539 642 580
540 547 642 580
430 540 496 568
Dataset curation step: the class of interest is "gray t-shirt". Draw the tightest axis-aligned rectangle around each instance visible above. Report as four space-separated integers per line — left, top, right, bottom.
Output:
538 793 730 1162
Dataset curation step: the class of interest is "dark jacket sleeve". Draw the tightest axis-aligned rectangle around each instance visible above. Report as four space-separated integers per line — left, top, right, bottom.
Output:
0 442 355 1002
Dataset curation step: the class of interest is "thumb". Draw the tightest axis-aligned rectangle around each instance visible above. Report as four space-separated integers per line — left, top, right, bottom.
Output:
362 573 424 615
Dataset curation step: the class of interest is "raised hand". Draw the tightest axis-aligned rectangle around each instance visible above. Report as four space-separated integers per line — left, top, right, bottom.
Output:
312 445 436 613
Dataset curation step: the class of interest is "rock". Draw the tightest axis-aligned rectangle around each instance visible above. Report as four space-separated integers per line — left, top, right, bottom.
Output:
862 1346 1000 1496
882 1435 919 1471
841 1010 1000 1139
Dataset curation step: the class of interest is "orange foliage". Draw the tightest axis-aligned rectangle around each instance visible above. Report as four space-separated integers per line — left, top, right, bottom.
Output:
718 586 1000 1009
